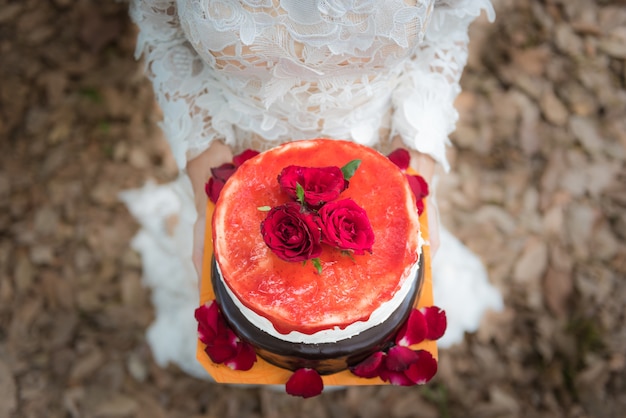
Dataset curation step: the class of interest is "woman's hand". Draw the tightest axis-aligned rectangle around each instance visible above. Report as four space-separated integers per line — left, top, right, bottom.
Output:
187 141 233 281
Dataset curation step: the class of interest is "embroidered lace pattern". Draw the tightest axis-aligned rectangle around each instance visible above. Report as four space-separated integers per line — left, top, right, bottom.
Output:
130 0 495 170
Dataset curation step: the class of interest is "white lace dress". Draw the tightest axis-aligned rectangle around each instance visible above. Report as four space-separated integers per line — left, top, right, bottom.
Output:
121 0 502 379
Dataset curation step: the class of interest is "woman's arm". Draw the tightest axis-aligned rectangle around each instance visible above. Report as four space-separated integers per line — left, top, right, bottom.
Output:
391 0 495 256
187 141 233 214
391 0 495 172
187 141 233 278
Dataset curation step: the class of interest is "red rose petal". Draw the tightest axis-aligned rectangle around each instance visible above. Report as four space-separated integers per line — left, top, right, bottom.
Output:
233 149 260 167
406 174 429 200
205 340 237 364
197 324 215 346
421 306 447 340
387 148 410 170
350 351 385 378
285 368 324 398
211 163 237 182
416 198 425 216
225 341 257 371
205 328 239 363
380 369 418 386
404 350 438 384
395 308 427 347
205 151 260 203
385 346 420 372
205 177 225 203
195 301 221 344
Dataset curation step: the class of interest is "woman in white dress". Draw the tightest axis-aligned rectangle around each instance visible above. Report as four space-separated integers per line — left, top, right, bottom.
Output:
121 0 503 379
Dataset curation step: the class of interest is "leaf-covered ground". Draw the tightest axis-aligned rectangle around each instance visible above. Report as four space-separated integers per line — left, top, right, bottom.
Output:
1 0 625 417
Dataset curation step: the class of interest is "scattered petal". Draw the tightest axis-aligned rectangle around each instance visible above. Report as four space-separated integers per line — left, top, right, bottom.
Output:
406 174 429 200
205 340 237 364
285 368 324 398
385 346 420 372
379 348 438 386
195 301 220 344
388 148 410 170
416 198 425 216
233 149 260 167
225 341 257 371
404 350 438 384
205 177 225 203
395 308 427 347
350 351 385 378
211 163 237 182
206 152 258 203
421 306 447 340
380 369 417 386
205 328 239 363
196 300 259 369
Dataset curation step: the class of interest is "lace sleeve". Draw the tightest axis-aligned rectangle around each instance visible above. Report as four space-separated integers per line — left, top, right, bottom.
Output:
130 0 228 170
392 0 495 171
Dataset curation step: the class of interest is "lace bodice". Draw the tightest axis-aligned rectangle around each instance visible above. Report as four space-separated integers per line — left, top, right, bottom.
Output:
131 0 494 170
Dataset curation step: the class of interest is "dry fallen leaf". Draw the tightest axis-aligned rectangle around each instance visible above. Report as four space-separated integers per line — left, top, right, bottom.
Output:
542 268 573 318
0 360 17 418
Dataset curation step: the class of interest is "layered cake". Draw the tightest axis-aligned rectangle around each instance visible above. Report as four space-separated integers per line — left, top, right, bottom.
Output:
209 139 425 374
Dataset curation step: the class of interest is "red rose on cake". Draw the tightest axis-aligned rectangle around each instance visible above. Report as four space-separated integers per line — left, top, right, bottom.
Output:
317 198 374 254
278 165 348 209
260 202 323 262
261 159 373 267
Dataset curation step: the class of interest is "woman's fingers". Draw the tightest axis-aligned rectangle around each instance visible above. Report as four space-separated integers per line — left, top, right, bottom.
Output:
187 141 233 289
193 214 206 290
427 198 440 258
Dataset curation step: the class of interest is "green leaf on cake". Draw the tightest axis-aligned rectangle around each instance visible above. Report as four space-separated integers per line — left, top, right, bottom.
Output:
311 258 323 274
257 206 272 212
341 160 361 181
341 250 357 263
296 183 305 205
